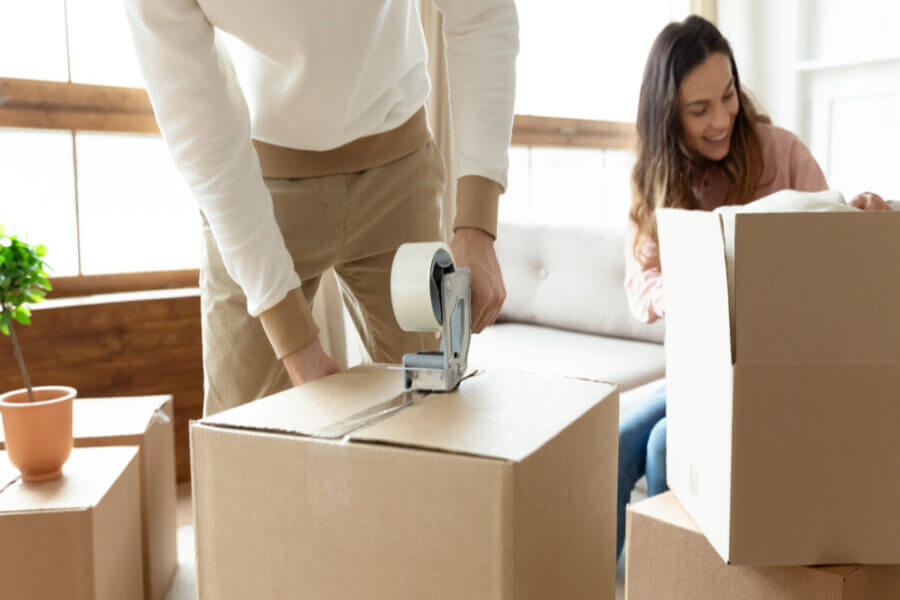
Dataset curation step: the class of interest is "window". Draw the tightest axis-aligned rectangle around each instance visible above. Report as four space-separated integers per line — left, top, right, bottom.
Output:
0 129 78 275
0 0 195 295
66 0 146 88
75 132 197 275
504 0 692 228
502 146 637 228
0 3 68 82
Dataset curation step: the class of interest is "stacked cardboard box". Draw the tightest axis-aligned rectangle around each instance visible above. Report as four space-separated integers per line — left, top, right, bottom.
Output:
624 209 900 597
626 493 900 599
0 446 145 599
191 365 620 599
0 395 178 600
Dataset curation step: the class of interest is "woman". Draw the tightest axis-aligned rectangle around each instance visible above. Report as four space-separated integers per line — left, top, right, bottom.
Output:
616 15 889 561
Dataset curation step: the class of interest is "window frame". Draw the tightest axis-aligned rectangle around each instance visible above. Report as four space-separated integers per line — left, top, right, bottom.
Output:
0 77 156 133
2 75 638 296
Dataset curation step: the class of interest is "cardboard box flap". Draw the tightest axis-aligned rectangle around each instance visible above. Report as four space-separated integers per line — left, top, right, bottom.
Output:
199 366 615 462
0 446 138 513
657 208 733 364
0 395 172 444
735 213 900 364
629 491 699 532
72 395 172 442
351 370 616 462
200 364 408 438
818 565 862 579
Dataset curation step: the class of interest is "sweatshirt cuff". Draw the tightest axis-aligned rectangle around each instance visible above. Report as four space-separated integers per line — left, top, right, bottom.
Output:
453 175 502 239
258 287 320 360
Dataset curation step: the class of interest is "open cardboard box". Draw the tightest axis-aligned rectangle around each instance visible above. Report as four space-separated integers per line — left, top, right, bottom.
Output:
625 492 900 599
657 208 900 566
191 365 619 599
0 446 144 599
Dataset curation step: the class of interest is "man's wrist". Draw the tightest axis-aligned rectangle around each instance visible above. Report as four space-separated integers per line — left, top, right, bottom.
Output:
453 175 501 239
452 227 494 244
259 288 319 360
282 337 332 385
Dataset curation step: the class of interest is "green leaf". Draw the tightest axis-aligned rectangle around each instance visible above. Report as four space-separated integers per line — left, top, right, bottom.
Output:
0 228 51 321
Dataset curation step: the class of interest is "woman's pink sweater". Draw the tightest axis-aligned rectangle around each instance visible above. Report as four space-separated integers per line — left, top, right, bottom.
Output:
625 122 828 324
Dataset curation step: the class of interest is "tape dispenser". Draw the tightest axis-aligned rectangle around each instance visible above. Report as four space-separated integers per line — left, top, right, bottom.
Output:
390 242 470 392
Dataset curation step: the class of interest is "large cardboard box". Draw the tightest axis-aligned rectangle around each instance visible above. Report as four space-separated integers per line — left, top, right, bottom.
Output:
657 209 900 565
191 365 619 599
0 446 145 599
625 492 900 599
0 395 178 600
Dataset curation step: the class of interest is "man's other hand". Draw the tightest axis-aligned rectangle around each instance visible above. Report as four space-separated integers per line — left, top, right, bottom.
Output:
450 227 506 333
282 337 340 386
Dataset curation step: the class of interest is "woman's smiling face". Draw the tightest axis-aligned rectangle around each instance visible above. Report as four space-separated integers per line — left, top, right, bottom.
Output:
678 52 740 162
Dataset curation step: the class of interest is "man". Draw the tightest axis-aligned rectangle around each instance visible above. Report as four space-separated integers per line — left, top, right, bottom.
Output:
125 0 518 415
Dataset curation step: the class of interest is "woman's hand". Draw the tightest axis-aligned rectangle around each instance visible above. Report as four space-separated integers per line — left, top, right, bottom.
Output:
849 191 892 212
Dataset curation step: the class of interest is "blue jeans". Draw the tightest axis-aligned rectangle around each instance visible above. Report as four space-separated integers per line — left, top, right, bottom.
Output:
617 385 668 560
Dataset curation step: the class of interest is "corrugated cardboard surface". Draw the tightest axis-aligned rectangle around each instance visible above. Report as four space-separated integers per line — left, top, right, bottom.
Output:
842 565 900 600
192 366 618 599
512 389 618 599
658 209 900 566
2 396 178 600
733 214 900 365
625 493 900 600
657 209 735 560
731 364 900 565
0 446 144 600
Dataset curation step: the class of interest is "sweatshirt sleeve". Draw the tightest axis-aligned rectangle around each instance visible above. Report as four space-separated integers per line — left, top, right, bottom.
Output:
624 222 665 324
787 134 828 192
431 0 518 237
124 0 302 320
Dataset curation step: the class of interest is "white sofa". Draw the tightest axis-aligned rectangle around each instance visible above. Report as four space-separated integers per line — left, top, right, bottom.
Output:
468 223 666 415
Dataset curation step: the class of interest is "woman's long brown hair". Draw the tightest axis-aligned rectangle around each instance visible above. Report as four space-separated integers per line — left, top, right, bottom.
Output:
629 15 769 266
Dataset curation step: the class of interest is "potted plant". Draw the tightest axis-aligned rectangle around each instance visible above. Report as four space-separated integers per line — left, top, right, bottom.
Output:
0 224 75 482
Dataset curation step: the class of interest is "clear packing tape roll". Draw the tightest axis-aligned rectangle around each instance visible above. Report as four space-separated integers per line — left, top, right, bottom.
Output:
391 242 455 332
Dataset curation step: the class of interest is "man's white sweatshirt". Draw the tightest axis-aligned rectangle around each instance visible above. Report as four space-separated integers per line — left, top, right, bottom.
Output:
125 0 518 317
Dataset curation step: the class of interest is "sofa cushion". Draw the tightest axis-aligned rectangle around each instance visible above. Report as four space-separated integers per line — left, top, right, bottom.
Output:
495 223 665 344
468 323 665 393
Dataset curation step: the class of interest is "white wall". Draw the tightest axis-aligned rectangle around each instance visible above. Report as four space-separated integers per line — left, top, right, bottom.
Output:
718 0 900 199
718 0 801 130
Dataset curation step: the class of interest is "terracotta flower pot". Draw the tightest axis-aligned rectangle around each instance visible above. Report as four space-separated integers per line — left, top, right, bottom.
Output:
0 386 76 482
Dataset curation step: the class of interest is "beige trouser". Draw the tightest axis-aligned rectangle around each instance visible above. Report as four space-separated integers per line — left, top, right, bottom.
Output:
200 141 444 416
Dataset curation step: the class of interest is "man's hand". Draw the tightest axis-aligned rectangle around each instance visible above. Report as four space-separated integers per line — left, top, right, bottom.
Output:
282 337 340 386
849 191 892 212
450 227 506 333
